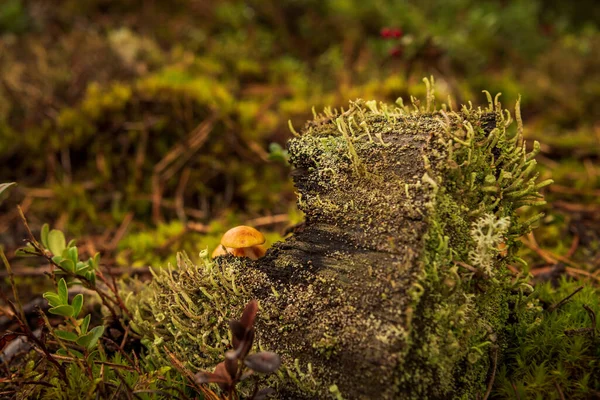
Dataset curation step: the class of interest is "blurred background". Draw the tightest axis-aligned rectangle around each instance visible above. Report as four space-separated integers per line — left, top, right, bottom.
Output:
0 0 598 276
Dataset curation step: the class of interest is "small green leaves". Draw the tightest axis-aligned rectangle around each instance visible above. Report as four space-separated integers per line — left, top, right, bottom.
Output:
43 292 62 308
66 247 78 265
40 223 49 248
57 348 83 358
14 243 35 257
55 330 78 342
59 259 75 273
72 294 83 318
45 230 99 278
49 305 75 317
76 326 104 350
57 278 68 304
47 229 66 256
81 314 91 335
45 279 84 318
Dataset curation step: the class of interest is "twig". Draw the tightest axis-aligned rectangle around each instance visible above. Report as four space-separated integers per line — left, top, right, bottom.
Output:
107 212 134 250
522 234 589 273
566 233 580 258
554 382 566 400
175 168 191 223
0 265 150 278
187 222 209 233
1 249 27 323
133 127 150 186
549 185 600 197
482 347 498 400
521 232 555 264
565 267 600 283
164 347 221 400
0 290 67 381
554 201 600 213
152 116 215 224
46 351 138 371
151 174 164 224
511 382 521 400
113 368 143 400
547 286 583 312
98 269 132 319
455 261 479 274
246 214 289 228
582 304 597 336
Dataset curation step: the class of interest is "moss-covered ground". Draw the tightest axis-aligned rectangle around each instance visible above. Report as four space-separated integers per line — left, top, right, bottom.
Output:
0 1 598 399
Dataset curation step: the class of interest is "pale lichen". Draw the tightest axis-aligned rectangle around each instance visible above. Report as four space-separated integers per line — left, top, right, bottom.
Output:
469 213 511 276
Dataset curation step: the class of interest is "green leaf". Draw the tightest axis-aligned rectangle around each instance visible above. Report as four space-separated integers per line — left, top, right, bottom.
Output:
76 263 92 275
0 182 16 205
86 349 100 363
57 348 83 358
43 292 62 307
66 247 78 265
59 259 75 273
57 278 68 304
49 305 75 317
85 271 96 285
15 248 36 257
56 348 69 357
81 314 91 334
47 230 66 256
91 253 100 270
40 224 49 248
54 330 78 342
67 239 77 248
76 326 104 350
71 294 83 318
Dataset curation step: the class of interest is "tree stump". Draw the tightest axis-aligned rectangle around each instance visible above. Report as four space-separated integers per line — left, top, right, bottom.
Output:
133 88 549 399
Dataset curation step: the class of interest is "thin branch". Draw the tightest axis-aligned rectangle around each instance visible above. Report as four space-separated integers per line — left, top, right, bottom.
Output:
554 382 566 400
583 304 597 336
1 249 27 323
548 286 583 312
482 347 498 400
0 291 67 382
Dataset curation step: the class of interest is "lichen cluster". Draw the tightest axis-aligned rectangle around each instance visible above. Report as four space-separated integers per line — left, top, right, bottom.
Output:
130 80 552 399
128 251 250 371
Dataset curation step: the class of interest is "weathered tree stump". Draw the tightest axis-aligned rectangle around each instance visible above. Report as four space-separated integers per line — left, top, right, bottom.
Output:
133 88 549 399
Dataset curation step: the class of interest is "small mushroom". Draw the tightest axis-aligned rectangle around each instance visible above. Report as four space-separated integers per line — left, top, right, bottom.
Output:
212 226 267 260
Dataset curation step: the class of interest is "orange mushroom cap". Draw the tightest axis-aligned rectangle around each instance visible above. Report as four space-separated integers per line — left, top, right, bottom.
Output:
220 226 266 249
211 245 228 258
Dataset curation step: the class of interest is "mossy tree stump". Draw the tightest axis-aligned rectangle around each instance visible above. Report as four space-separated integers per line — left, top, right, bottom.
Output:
133 85 550 399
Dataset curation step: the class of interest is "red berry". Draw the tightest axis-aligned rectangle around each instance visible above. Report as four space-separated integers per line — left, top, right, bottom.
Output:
391 28 403 38
389 47 402 57
380 27 392 38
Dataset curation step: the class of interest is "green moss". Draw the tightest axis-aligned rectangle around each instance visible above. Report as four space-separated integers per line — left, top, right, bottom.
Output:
496 279 600 399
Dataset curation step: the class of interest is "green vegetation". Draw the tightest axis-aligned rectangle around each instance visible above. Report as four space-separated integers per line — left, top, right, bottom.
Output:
1 1 598 399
